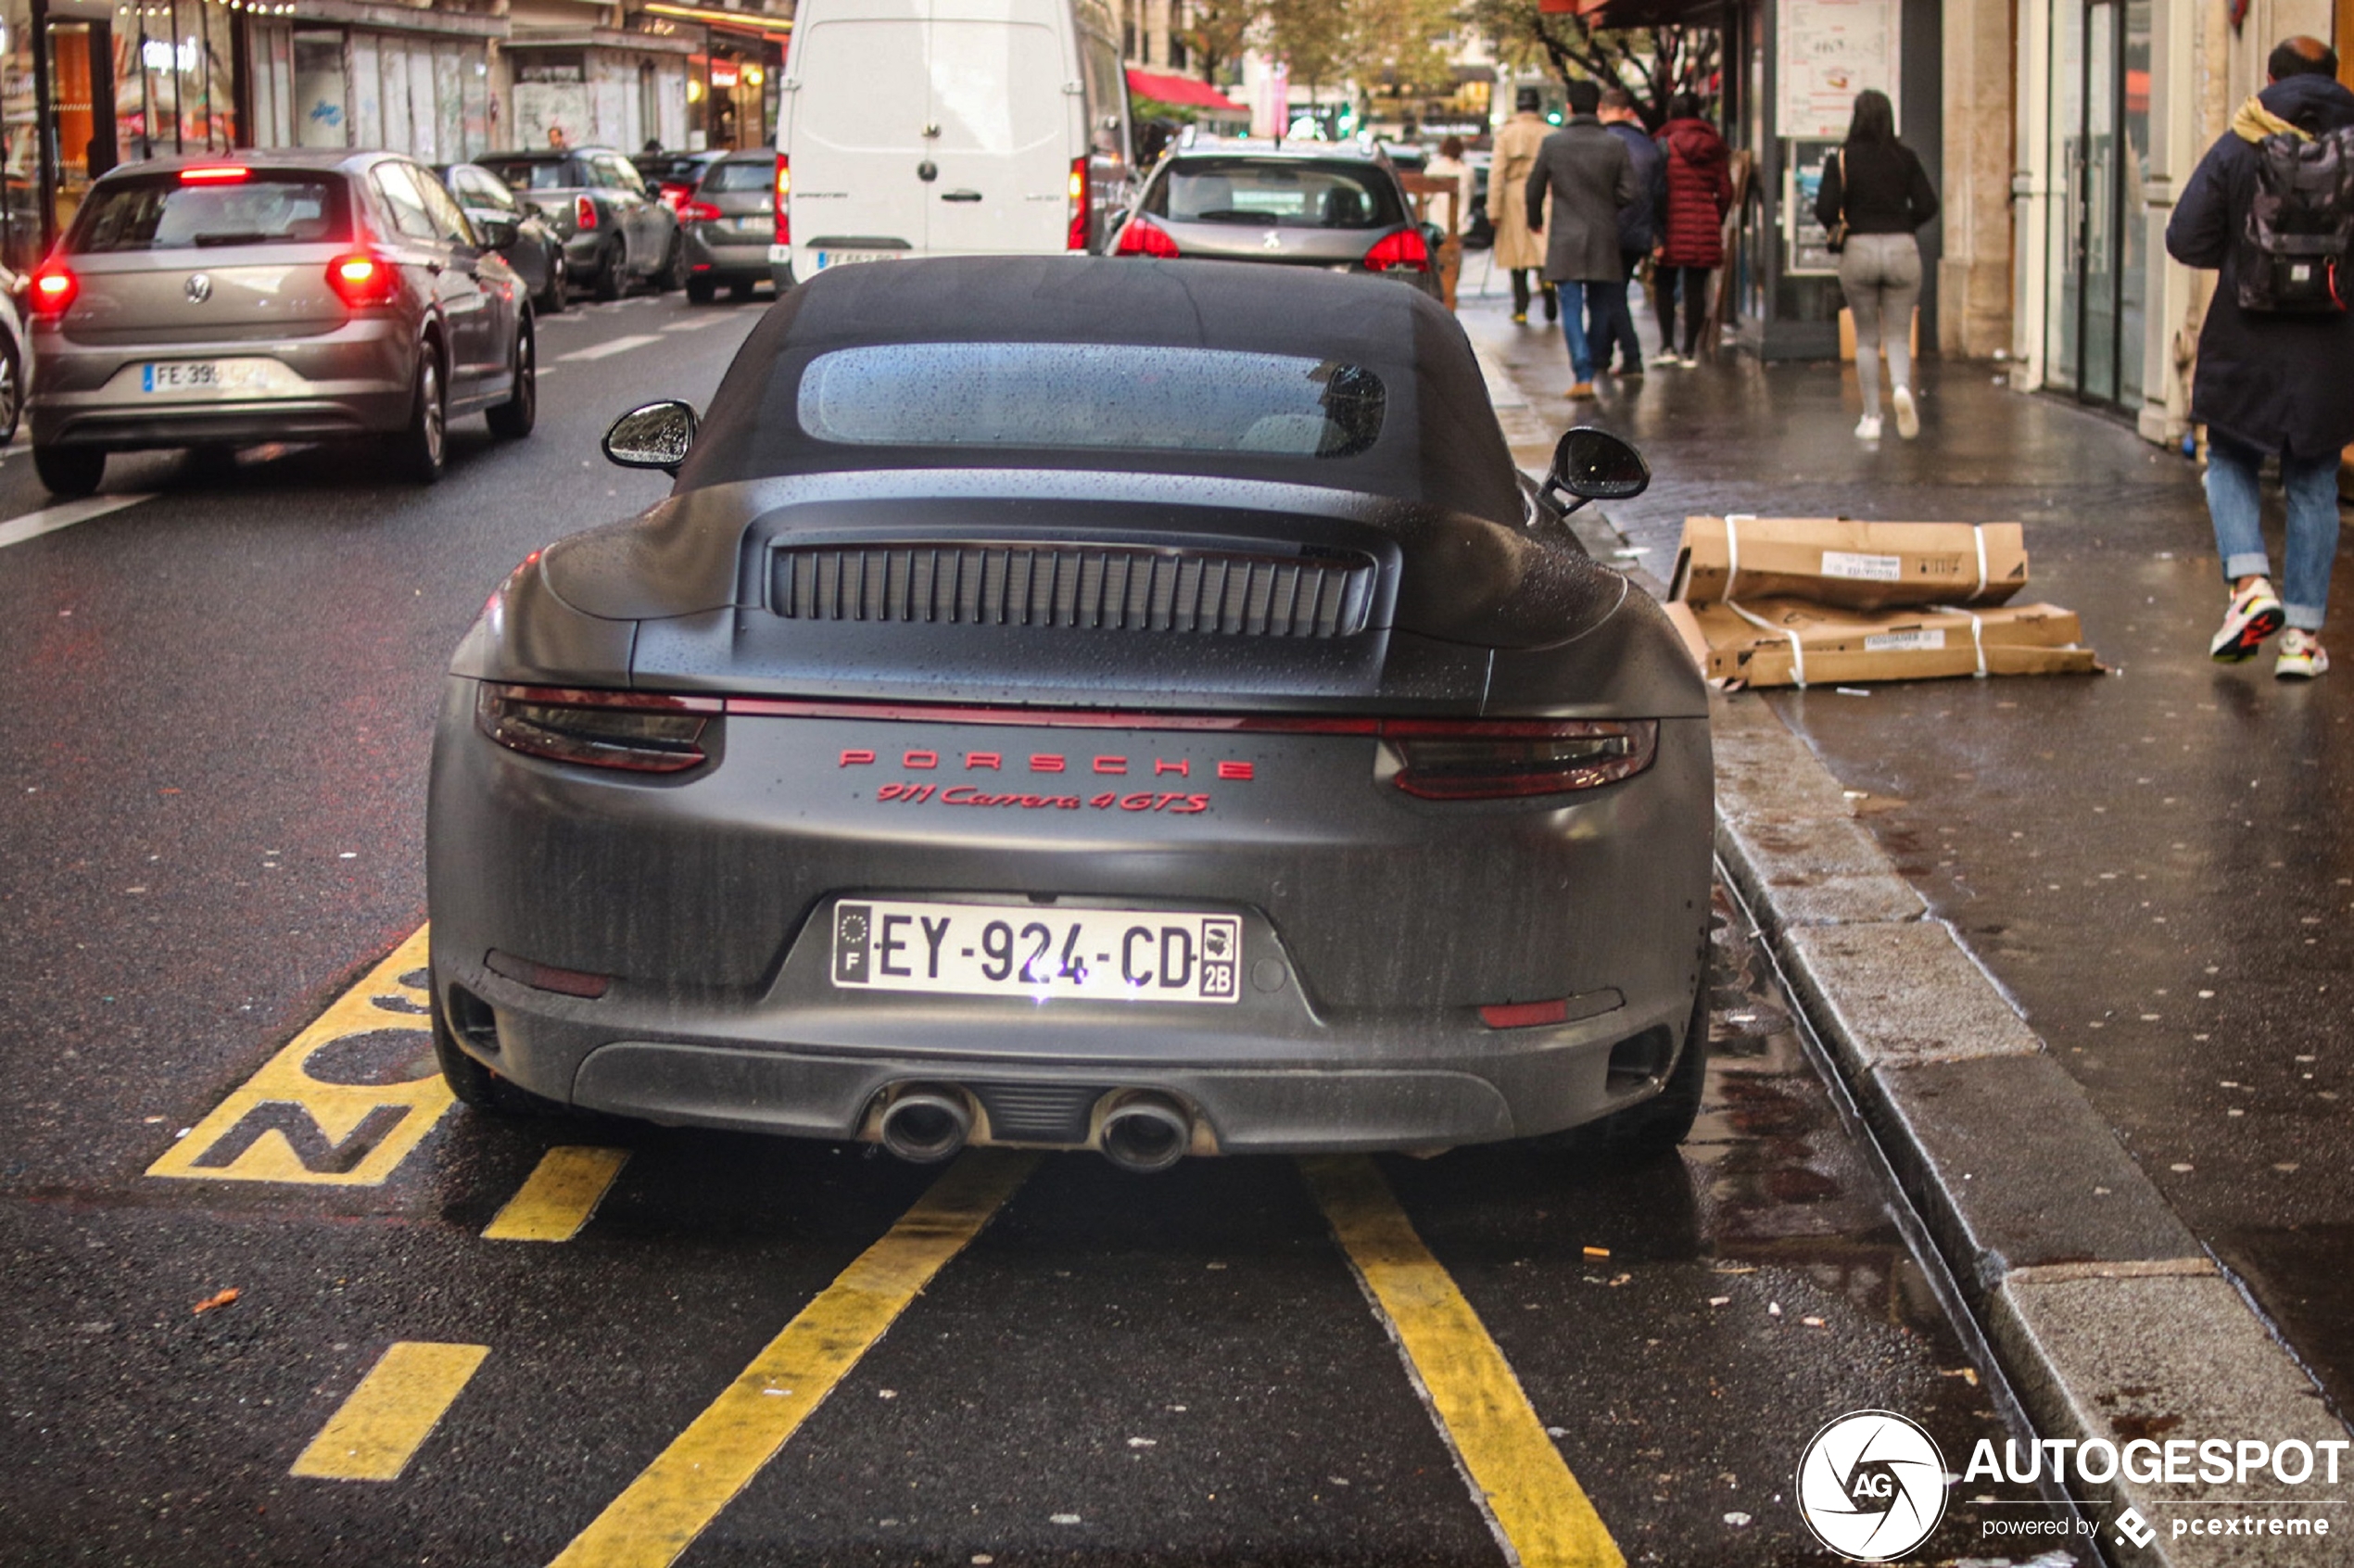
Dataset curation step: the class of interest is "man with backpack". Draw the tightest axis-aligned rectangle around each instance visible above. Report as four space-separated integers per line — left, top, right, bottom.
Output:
2165 36 2354 678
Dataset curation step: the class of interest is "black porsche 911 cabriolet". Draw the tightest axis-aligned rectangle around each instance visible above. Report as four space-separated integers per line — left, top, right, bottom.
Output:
426 256 1713 1172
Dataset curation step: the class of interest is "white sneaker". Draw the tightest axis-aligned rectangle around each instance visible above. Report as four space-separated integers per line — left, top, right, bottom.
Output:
1677 353 1700 368
1892 386 1920 439
2276 627 2329 679
1855 414 1883 440
1650 350 1683 367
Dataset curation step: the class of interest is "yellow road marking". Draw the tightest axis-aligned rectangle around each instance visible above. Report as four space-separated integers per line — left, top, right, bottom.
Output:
549 1148 1037 1568
1303 1155 1626 1568
148 926 452 1186
484 1146 632 1242
290 1341 489 1482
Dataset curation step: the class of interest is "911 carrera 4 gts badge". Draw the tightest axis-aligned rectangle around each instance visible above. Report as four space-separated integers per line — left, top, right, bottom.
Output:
841 749 1252 812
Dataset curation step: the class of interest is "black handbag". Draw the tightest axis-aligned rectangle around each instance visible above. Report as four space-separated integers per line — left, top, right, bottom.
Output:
1825 148 1850 255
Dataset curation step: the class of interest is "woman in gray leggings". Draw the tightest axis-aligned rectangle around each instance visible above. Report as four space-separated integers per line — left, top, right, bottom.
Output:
1814 91 1940 439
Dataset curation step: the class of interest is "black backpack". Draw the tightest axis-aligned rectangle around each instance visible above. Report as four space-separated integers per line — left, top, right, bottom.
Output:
2239 126 2354 312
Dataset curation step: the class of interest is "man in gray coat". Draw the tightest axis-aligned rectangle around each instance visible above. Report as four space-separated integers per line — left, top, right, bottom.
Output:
1525 78 1639 398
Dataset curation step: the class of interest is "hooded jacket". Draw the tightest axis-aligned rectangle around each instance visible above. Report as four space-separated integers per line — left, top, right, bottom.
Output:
2165 71 2354 459
1654 117 1733 268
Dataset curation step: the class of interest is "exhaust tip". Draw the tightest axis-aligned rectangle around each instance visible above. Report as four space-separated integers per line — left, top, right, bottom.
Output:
1099 1094 1191 1174
878 1086 971 1164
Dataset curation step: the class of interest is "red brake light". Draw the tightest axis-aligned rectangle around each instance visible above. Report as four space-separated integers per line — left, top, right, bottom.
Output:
179 164 250 183
1386 718 1656 800
476 684 722 774
1068 155 1089 251
326 252 397 308
576 194 598 231
658 182 691 212
1363 229 1430 273
1114 216 1180 259
775 154 791 246
29 264 77 316
679 198 722 223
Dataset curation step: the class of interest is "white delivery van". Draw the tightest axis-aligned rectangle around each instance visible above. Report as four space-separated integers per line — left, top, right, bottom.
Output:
772 0 1131 285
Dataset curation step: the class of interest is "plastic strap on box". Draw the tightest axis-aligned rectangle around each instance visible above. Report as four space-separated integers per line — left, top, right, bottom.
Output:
1724 513 1755 600
1973 525 1989 600
1935 604 1989 677
1725 597 1804 689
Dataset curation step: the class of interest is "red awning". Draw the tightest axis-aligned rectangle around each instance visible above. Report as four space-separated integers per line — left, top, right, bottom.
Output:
1126 68 1247 115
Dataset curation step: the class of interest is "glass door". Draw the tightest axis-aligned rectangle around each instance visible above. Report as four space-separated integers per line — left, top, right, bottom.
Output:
2044 0 2082 393
2045 0 2145 407
2080 0 2119 403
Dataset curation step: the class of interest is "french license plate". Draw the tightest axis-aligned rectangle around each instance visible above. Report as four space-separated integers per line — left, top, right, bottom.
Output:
140 359 278 395
813 249 899 270
831 900 1242 1005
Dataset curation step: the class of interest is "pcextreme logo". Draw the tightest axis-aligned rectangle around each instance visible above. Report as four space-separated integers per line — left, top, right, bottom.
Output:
1794 1410 1949 1562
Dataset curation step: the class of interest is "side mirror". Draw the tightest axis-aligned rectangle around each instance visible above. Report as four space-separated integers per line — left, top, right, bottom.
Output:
603 399 699 474
1542 426 1651 512
474 216 521 251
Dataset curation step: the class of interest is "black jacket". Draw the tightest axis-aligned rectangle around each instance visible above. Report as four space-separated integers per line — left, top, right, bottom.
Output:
1813 141 1938 235
2165 72 2354 459
1605 120 1666 254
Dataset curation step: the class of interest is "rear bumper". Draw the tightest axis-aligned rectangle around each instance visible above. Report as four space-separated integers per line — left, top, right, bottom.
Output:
685 230 773 281
28 315 412 449
425 677 1715 1151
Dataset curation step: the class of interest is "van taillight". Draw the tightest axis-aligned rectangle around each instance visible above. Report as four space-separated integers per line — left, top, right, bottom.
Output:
325 252 397 308
576 195 598 231
1067 156 1088 251
1386 718 1655 800
775 154 791 246
1113 217 1179 258
477 685 722 774
1363 229 1430 273
29 264 76 316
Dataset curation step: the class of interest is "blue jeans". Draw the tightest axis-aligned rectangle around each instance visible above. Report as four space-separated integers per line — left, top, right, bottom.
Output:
2206 433 2342 631
1557 278 1626 384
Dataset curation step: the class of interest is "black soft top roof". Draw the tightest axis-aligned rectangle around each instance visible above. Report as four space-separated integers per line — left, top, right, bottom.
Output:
674 256 1525 526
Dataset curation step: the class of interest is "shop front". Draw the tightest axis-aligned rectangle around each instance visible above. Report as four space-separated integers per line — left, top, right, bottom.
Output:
2034 0 2152 409
240 0 501 161
639 1 788 151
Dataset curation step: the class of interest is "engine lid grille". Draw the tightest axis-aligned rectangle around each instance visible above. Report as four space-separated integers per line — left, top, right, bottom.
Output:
770 543 1377 639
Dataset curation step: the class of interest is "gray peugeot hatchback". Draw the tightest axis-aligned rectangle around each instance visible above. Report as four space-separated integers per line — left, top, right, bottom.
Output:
25 150 537 496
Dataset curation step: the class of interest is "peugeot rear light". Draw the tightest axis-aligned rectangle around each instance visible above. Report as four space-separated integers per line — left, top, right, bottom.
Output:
28 263 77 317
325 252 398 308
575 194 598 231
1385 718 1656 800
1067 155 1088 251
679 197 722 222
1362 228 1430 273
1113 216 1180 259
775 154 791 246
476 685 723 774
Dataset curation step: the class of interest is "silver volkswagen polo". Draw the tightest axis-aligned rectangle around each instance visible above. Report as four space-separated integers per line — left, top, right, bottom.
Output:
25 150 537 496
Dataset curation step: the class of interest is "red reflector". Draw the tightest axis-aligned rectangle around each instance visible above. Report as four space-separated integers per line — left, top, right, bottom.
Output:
576 194 598 231
775 154 791 246
180 164 251 183
1114 217 1181 259
1363 228 1430 273
29 265 77 315
485 948 612 999
1479 998 1570 1030
325 252 396 308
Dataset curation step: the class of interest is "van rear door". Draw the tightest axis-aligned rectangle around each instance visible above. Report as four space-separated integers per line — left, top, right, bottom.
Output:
786 2 931 271
924 0 1072 255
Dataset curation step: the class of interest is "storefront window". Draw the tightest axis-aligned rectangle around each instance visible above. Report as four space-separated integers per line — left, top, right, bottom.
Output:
2045 0 2151 409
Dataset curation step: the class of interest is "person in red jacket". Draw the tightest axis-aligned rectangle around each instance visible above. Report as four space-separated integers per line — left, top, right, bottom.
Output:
1651 95 1734 366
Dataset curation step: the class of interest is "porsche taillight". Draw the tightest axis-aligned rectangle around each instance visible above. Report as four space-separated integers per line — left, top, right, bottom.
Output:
1385 718 1656 800
476 684 722 774
1113 217 1180 258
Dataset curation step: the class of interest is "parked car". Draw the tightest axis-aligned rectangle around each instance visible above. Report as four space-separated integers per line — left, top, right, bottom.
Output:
774 0 1132 287
478 147 681 301
24 151 537 496
438 161 567 313
424 256 1712 1173
0 260 26 443
680 150 781 303
633 148 728 214
1107 142 1442 299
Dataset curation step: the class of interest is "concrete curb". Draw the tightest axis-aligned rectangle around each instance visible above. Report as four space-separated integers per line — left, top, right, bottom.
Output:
1706 685 2351 1565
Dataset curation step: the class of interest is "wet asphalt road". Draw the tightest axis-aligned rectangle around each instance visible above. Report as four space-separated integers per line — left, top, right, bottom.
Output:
1474 297 2354 1423
3 285 2069 1565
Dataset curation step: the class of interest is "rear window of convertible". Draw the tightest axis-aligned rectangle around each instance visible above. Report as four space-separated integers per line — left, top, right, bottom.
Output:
70 172 350 252
795 342 1386 459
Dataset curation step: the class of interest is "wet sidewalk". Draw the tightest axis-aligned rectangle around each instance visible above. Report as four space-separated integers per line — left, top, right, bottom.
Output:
1462 285 2354 1420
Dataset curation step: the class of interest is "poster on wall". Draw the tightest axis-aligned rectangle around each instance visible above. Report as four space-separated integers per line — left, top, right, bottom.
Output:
1777 0 1901 141
1784 138 1841 274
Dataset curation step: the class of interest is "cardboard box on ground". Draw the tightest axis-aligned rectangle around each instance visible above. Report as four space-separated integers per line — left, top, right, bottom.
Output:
1664 517 2098 690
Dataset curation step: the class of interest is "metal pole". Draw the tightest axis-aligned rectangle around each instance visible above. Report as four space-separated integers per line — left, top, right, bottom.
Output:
30 0 57 255
171 0 184 152
138 3 151 159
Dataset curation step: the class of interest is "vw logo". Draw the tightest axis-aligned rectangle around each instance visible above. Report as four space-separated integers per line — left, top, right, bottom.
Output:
184 273 212 304
1793 1410 1948 1561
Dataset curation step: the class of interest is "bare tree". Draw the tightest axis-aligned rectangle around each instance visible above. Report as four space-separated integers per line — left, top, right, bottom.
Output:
1465 0 1720 128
